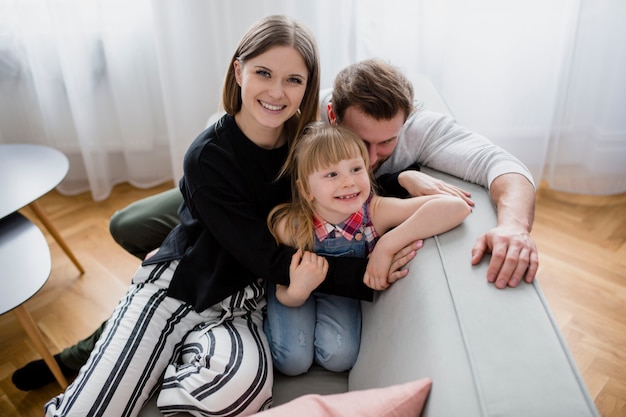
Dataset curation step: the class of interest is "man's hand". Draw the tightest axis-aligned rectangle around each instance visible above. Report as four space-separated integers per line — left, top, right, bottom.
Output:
471 225 538 289
398 170 474 206
476 173 538 289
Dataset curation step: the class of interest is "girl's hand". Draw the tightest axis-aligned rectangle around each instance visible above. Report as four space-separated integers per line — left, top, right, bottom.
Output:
364 244 393 291
286 249 328 303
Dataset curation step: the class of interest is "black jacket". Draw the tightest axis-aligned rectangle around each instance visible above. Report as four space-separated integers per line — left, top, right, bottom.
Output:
144 114 371 312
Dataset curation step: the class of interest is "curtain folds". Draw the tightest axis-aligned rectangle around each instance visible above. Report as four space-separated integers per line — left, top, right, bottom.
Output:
0 0 624 200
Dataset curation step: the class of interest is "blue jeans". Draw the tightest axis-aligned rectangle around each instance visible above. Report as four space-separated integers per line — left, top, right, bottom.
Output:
264 235 364 376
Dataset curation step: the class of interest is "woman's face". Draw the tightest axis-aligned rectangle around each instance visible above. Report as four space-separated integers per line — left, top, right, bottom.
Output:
303 156 371 225
234 46 308 144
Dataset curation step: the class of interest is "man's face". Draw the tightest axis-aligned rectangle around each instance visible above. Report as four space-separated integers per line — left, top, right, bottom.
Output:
331 106 405 172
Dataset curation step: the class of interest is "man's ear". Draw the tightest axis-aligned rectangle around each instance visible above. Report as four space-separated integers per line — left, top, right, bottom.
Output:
327 102 337 125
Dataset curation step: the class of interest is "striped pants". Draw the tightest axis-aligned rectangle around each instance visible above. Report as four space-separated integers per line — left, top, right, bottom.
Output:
45 261 273 417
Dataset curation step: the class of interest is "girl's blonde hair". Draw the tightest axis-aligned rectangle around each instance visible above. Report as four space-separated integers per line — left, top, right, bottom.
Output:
268 122 372 250
222 15 321 143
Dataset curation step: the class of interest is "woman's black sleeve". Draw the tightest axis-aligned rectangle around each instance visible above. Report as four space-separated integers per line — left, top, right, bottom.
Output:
375 162 421 197
317 256 372 301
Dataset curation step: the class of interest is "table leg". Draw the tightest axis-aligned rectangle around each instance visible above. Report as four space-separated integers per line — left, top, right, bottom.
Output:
13 305 68 390
29 201 85 274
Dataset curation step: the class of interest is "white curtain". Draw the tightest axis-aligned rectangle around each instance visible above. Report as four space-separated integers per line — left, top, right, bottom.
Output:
1 0 624 200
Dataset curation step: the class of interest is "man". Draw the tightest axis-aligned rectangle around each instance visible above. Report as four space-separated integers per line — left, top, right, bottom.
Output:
13 59 538 390
326 60 537 289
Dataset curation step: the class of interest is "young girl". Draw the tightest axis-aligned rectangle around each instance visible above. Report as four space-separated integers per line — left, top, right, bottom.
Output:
44 15 377 417
264 122 471 376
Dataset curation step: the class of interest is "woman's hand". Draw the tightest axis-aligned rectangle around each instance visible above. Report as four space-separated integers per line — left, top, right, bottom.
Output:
387 240 423 284
144 247 160 260
363 240 423 291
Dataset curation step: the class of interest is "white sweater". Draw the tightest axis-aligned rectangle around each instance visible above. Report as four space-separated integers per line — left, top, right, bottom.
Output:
320 89 534 191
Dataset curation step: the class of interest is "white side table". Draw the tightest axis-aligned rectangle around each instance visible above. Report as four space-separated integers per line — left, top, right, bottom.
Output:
0 144 84 273
0 212 68 389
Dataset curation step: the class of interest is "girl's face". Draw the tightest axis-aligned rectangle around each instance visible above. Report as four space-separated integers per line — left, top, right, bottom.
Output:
234 46 308 146
303 157 371 224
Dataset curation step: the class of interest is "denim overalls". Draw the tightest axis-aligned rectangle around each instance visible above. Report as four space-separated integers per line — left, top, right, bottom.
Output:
264 211 370 376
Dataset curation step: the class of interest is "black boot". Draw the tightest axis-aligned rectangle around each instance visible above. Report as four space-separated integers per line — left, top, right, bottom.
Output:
12 354 77 391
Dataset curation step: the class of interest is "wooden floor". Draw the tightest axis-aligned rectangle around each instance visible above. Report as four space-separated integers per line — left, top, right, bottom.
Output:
0 181 624 417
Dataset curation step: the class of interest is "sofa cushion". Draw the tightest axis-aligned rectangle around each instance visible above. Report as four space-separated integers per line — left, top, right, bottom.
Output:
250 378 432 417
349 168 600 417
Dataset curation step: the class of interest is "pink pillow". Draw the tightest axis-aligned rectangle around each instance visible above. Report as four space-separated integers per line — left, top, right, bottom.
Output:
251 378 432 417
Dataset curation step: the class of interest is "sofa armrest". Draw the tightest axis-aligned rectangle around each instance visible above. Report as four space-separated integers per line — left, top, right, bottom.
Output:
349 168 599 417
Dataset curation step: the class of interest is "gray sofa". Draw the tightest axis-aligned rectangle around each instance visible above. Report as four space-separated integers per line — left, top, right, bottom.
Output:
140 77 600 417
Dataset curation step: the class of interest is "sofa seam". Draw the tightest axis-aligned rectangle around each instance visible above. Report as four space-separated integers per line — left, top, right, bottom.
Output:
433 234 489 417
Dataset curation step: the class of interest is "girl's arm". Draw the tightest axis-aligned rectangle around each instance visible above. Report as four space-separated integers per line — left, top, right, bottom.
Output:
364 194 471 290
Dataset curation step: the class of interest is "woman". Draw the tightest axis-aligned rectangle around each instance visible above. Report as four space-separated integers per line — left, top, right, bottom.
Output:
45 15 375 417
